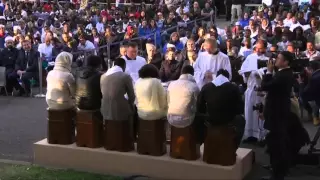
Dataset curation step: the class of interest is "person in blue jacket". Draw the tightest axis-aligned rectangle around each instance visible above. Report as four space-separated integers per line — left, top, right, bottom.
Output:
149 19 161 47
138 20 151 39
239 12 250 28
163 32 184 54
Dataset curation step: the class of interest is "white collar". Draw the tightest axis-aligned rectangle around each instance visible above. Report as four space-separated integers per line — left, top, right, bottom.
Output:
212 75 229 87
104 66 123 77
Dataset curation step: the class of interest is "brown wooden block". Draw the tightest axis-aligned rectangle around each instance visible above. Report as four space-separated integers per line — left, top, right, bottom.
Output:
137 118 166 156
76 109 103 148
104 120 134 152
47 108 75 145
170 125 200 160
203 126 237 166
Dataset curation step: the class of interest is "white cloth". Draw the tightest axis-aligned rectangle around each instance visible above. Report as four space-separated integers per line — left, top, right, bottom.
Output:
121 55 147 84
38 43 53 61
290 22 302 32
283 18 293 27
262 0 272 6
212 74 229 86
78 40 96 52
239 46 253 57
194 51 232 89
239 53 268 75
104 66 123 77
243 70 266 140
135 78 167 120
304 50 320 59
167 74 199 128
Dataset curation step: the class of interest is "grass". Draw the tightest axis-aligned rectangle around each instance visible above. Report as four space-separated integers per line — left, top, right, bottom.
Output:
0 164 123 180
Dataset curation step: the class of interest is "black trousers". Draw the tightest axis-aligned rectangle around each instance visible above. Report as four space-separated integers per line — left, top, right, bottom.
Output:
266 127 289 180
7 71 38 93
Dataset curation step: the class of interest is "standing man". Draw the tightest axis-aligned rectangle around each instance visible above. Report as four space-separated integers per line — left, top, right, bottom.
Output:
9 40 40 96
0 36 18 94
260 51 294 180
231 0 244 24
194 38 232 89
122 42 146 84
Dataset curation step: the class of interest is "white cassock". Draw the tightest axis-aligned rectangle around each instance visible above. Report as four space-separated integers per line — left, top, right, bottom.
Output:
121 55 146 84
194 51 232 89
240 53 267 140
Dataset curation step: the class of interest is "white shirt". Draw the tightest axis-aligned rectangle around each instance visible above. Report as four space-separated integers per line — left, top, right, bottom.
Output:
78 40 96 51
194 51 232 89
239 46 253 57
304 50 320 59
283 18 293 27
167 74 199 128
290 22 302 32
38 43 53 61
176 6 190 16
96 22 104 33
121 55 147 84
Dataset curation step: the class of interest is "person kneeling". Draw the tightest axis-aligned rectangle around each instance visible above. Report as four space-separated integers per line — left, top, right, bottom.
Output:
197 69 245 165
46 52 76 110
167 65 201 160
135 64 168 156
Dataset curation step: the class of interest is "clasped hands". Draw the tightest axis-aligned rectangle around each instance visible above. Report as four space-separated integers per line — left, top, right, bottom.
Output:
17 70 26 77
204 71 213 82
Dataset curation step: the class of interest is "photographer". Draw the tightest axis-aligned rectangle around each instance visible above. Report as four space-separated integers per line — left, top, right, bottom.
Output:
297 59 320 126
260 51 294 180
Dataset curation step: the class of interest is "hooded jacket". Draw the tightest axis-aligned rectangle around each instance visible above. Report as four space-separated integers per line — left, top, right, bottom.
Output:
75 66 102 110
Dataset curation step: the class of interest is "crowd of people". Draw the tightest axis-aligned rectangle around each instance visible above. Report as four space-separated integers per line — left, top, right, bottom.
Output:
1 0 320 180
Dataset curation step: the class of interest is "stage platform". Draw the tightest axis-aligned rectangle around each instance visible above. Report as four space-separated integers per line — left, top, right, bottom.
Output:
34 139 253 180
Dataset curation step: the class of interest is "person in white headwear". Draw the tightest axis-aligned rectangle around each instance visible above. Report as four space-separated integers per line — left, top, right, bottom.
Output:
46 52 76 110
193 38 232 89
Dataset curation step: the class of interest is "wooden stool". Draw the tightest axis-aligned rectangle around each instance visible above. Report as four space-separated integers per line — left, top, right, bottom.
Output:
203 126 237 166
170 125 200 160
47 108 75 145
137 118 166 156
104 120 134 152
76 109 103 148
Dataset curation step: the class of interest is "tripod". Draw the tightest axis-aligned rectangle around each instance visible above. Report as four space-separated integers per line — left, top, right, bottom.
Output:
308 126 320 154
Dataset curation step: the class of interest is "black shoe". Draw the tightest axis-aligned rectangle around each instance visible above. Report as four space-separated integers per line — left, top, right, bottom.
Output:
242 137 258 144
260 176 284 180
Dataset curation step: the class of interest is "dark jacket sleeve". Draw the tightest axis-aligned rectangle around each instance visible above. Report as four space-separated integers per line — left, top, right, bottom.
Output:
300 78 317 102
233 84 244 115
197 85 207 114
159 61 166 82
26 51 40 72
15 52 22 71
261 73 281 92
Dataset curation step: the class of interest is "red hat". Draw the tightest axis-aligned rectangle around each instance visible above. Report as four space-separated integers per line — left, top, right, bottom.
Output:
101 10 107 17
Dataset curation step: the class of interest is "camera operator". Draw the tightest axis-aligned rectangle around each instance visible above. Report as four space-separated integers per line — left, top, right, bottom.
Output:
260 51 294 180
297 58 320 126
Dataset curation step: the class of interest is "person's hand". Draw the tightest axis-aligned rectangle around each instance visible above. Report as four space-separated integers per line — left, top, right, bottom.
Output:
204 71 213 81
267 59 274 73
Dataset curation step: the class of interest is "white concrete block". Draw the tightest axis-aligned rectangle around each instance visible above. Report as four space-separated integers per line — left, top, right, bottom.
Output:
34 139 253 180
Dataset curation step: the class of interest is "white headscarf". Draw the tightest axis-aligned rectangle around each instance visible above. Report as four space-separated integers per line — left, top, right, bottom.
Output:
53 52 73 72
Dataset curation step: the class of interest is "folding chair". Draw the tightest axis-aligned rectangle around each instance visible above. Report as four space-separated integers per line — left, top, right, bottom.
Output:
0 66 8 96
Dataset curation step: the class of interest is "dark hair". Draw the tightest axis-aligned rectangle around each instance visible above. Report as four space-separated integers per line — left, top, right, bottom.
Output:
279 51 294 64
217 69 230 79
114 58 126 69
85 55 101 68
127 42 138 48
138 64 159 79
79 34 86 40
181 65 194 76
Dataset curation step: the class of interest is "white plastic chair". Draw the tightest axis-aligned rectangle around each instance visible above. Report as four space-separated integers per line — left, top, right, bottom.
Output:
0 66 8 96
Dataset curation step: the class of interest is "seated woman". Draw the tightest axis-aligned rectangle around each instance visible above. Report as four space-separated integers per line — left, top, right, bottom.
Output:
135 64 168 155
46 52 76 110
75 55 102 110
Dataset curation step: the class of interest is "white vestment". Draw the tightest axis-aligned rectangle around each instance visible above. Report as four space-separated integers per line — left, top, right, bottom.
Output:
240 53 267 140
194 51 232 89
121 55 147 84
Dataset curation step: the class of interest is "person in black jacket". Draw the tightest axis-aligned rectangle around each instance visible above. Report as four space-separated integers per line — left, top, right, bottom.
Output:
8 40 40 96
75 55 102 110
159 48 183 82
298 59 320 125
260 51 294 180
0 36 18 93
145 43 162 70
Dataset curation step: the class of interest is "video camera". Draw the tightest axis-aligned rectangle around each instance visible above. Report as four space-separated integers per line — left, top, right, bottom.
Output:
291 57 309 78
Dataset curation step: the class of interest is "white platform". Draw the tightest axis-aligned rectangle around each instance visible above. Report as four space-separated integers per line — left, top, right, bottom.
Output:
34 139 253 180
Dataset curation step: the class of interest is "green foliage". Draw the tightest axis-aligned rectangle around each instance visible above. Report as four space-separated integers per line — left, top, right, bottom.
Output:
0 164 123 180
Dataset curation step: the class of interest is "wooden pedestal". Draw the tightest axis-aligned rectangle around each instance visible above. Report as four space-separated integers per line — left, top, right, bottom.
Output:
203 126 237 166
104 120 134 152
76 109 103 148
170 125 200 160
137 118 166 156
47 108 75 145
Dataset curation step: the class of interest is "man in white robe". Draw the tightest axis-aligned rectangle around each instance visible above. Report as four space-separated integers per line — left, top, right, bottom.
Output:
194 38 232 89
121 42 146 84
239 42 268 142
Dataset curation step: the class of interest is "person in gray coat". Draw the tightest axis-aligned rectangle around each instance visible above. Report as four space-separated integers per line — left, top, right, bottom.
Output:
100 58 135 121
